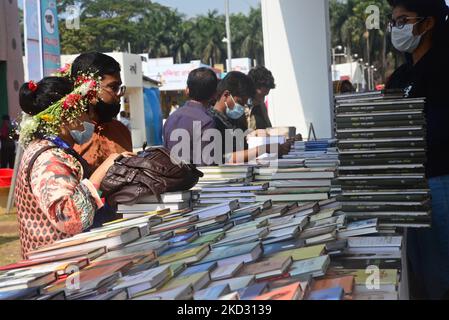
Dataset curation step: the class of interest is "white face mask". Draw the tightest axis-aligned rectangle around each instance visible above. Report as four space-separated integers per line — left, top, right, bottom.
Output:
391 22 424 53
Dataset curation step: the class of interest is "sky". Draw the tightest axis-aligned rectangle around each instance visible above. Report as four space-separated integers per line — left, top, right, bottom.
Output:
153 0 260 17
19 0 261 16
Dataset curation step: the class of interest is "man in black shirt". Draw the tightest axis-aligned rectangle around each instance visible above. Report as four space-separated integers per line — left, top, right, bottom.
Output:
209 72 290 165
386 0 449 300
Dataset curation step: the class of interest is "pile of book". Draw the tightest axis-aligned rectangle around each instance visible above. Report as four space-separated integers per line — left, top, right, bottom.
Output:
117 191 196 218
285 139 340 169
196 166 255 186
335 96 432 229
0 197 404 301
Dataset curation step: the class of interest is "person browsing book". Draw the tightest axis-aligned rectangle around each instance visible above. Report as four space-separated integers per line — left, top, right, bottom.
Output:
163 67 218 165
210 71 291 165
16 77 132 258
385 0 449 300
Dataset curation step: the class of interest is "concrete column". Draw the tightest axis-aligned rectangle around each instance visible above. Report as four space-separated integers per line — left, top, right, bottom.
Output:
261 0 334 138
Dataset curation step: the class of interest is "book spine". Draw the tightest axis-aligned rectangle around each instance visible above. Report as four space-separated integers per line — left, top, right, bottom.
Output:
339 179 427 188
340 158 426 166
337 141 426 150
336 113 423 123
339 152 426 160
336 120 425 129
336 130 425 139
337 195 429 202
336 104 424 113
341 204 430 212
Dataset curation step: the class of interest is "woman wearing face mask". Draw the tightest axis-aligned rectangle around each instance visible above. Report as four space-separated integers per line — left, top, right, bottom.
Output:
386 0 449 300
210 72 291 165
16 77 131 258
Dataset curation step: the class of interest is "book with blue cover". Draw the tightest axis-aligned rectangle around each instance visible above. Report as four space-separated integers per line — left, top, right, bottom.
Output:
237 283 269 300
307 286 345 300
179 262 218 278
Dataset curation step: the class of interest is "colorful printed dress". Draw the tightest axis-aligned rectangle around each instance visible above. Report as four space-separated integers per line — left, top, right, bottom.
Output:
15 139 104 258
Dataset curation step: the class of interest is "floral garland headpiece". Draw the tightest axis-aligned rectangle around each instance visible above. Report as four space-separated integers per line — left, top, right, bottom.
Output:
19 69 101 147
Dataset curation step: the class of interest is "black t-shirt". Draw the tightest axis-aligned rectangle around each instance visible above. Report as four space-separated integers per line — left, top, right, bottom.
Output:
386 48 449 178
208 108 248 164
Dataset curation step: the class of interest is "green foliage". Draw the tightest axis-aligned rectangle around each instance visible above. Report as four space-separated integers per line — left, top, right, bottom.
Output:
330 0 404 82
58 0 264 65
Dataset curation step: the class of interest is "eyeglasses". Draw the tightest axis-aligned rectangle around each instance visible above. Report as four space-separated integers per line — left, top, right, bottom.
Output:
101 84 127 96
388 16 427 30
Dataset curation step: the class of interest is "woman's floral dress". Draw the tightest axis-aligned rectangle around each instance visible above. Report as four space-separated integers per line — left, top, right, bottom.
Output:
15 139 103 258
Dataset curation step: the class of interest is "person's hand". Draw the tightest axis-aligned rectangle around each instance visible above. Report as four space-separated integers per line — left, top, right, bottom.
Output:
90 152 135 188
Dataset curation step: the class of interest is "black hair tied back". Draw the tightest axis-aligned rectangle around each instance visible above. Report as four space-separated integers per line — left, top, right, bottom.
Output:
19 77 74 116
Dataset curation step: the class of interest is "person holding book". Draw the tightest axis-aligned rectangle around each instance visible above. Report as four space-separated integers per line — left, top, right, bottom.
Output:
68 52 133 171
210 71 291 165
385 0 449 300
16 76 132 258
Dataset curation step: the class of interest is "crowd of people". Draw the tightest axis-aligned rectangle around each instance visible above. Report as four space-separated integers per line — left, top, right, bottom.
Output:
6 0 449 300
13 51 283 260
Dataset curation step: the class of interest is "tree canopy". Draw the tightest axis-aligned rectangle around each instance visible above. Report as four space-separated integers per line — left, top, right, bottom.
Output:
57 0 264 66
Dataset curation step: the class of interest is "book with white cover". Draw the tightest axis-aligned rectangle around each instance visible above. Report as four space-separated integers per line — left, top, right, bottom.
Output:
347 237 403 248
136 191 193 204
256 193 329 203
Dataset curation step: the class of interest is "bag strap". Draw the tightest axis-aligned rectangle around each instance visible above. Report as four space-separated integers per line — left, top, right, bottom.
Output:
26 146 58 189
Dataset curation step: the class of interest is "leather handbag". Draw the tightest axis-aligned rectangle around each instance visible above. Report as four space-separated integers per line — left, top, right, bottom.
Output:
100 147 203 207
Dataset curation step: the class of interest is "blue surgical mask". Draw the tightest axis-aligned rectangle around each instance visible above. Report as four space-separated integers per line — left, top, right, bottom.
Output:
225 95 246 120
70 121 95 145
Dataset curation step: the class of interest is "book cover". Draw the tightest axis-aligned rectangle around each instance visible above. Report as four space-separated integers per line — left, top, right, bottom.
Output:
254 282 303 301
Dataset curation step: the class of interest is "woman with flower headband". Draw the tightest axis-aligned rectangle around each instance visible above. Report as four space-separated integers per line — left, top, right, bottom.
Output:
15 76 131 258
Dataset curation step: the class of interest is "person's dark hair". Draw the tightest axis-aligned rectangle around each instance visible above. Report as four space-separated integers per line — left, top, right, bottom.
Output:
248 66 276 90
19 77 74 116
217 71 256 99
388 0 449 50
187 67 218 102
71 52 121 80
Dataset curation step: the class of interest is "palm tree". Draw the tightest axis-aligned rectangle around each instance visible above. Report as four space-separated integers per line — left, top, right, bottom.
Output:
192 10 226 65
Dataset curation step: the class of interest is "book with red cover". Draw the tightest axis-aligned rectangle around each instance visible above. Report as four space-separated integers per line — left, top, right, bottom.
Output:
254 282 303 301
311 276 355 297
41 260 133 295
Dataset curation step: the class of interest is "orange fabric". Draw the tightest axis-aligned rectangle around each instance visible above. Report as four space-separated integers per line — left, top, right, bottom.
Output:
73 120 132 171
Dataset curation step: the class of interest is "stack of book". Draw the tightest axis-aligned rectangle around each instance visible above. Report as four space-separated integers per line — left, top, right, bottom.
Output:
285 139 339 168
0 195 404 301
117 191 195 218
194 183 270 206
253 167 335 203
196 166 255 186
335 96 432 229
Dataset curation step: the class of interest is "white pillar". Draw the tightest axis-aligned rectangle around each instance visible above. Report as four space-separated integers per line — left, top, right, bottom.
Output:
261 0 334 138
